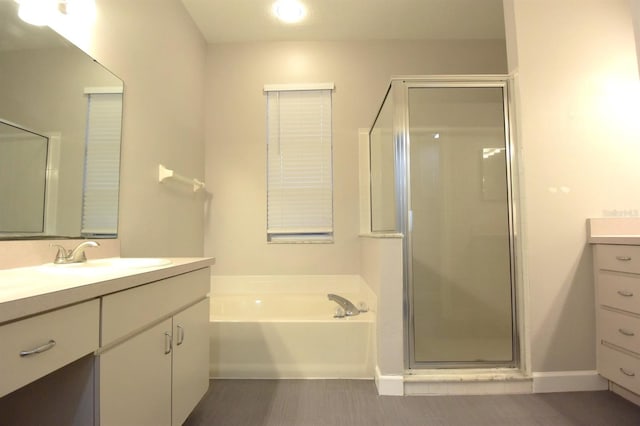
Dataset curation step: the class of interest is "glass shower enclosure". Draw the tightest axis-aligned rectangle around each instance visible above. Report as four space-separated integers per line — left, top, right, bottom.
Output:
370 77 518 369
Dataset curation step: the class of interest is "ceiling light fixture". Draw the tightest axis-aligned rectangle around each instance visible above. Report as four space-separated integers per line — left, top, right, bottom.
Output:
272 0 306 24
16 0 58 26
15 0 96 26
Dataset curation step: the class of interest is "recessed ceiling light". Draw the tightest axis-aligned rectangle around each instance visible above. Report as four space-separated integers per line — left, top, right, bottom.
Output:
15 0 97 26
272 0 306 24
16 0 58 26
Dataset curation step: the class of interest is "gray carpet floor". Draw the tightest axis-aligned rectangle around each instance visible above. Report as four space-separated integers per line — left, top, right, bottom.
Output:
184 379 640 426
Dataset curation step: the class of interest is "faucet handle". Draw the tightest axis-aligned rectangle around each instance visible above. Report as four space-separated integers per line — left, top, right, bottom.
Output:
50 244 69 264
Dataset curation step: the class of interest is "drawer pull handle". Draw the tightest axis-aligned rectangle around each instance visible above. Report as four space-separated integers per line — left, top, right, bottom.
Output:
176 325 185 346
619 328 636 337
20 339 56 357
617 290 634 297
620 367 636 377
164 332 172 355
616 256 632 261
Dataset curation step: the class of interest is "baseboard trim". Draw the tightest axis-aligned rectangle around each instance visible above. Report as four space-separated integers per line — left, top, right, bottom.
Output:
532 370 608 393
375 366 404 396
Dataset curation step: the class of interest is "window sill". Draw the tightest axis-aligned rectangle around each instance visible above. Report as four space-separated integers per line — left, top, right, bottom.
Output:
267 235 334 244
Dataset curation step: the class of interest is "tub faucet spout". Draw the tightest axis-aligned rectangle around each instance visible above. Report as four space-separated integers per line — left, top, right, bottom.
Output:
327 294 360 317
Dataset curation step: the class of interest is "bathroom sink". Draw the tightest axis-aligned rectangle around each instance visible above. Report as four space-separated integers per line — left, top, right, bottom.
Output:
37 257 172 273
87 257 173 269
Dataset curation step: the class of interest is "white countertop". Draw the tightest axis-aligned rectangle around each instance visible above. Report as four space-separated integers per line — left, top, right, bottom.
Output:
0 257 215 324
588 218 640 245
588 235 640 245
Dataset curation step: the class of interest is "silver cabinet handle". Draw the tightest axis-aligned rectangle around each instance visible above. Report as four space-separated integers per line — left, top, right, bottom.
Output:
618 290 634 297
620 367 636 377
20 339 56 357
176 325 185 346
619 328 636 337
164 332 172 355
616 256 632 261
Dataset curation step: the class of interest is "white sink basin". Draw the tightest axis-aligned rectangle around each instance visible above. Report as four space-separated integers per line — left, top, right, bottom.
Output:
37 258 172 273
87 258 173 269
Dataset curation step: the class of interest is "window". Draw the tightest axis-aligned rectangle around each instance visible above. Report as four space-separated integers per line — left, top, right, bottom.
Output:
81 88 123 237
265 83 334 243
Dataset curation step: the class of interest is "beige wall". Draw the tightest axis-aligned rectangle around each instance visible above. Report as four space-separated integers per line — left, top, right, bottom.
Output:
94 0 206 256
204 40 507 275
44 0 207 257
504 0 640 372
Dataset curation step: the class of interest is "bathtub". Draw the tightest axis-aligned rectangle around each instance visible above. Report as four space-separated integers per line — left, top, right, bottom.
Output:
209 275 375 379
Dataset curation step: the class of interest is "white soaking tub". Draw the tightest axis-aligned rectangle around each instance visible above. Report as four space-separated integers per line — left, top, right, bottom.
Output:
209 276 375 379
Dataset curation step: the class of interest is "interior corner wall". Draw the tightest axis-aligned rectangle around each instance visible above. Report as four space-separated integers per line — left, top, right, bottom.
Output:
504 0 640 372
204 39 507 275
53 0 207 257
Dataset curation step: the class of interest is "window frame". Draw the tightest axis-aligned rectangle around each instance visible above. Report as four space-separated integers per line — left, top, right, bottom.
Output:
264 83 335 244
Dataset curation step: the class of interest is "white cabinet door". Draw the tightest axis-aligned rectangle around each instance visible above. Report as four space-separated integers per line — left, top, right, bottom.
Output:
172 298 210 426
99 318 173 426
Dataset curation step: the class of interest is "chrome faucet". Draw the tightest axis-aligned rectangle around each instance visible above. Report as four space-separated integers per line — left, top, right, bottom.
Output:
327 294 360 317
51 241 100 264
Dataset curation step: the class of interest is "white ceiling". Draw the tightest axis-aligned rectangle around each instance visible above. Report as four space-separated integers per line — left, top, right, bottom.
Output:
181 0 506 44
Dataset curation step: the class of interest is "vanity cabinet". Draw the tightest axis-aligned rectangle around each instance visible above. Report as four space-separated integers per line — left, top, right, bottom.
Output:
99 318 173 425
593 244 640 395
0 257 213 424
0 298 99 398
172 298 210 426
97 268 210 426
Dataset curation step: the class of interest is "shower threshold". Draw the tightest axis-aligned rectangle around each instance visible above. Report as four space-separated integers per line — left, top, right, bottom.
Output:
404 368 532 395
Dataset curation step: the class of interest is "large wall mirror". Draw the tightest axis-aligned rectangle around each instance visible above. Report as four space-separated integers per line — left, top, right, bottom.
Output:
0 1 123 240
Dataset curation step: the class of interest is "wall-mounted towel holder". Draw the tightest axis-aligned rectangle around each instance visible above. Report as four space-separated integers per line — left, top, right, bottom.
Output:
158 164 205 192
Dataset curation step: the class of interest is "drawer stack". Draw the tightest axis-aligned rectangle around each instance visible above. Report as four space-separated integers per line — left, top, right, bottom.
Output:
594 244 640 394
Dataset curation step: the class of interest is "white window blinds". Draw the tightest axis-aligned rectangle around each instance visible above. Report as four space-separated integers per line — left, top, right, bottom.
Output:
266 85 333 241
81 92 122 236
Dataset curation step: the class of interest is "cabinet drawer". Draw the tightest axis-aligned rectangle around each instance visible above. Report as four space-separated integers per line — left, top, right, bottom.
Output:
595 245 640 274
598 344 640 394
599 308 640 353
101 268 209 345
597 270 640 314
0 299 99 398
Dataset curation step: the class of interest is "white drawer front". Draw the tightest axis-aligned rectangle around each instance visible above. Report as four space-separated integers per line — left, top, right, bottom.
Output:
598 344 640 394
0 299 99 398
598 270 640 314
596 245 640 274
599 308 640 353
101 268 209 345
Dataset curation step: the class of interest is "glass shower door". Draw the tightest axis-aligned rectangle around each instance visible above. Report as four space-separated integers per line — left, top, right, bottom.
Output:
408 85 515 367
